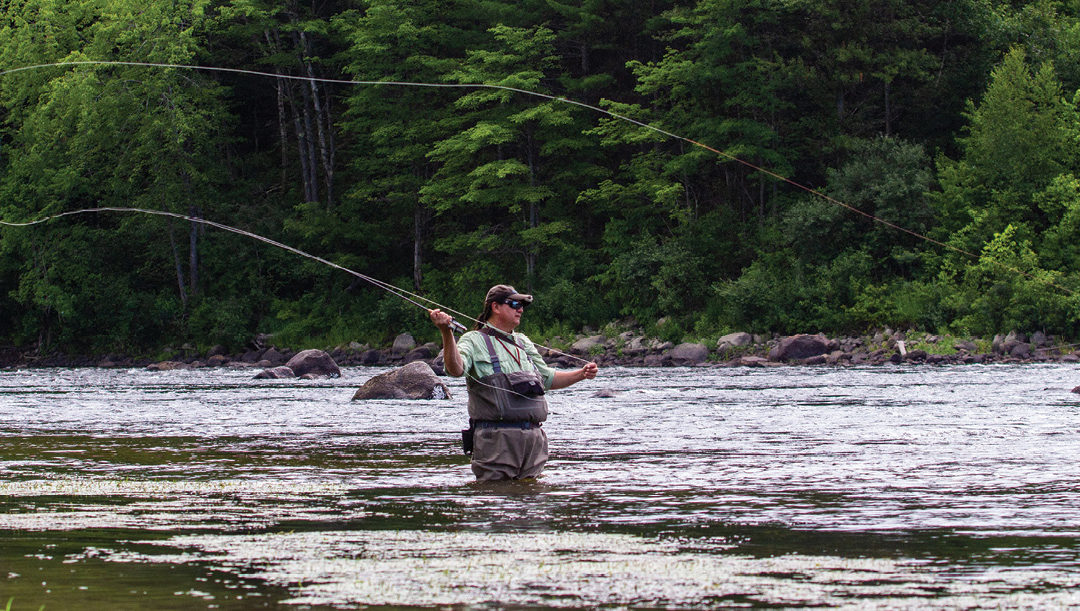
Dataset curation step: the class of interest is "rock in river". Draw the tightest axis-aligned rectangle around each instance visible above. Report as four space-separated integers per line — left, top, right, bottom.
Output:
352 361 452 400
286 349 341 378
254 349 341 379
254 366 296 379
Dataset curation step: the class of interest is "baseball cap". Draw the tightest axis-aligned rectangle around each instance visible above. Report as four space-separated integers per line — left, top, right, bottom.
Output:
484 284 533 305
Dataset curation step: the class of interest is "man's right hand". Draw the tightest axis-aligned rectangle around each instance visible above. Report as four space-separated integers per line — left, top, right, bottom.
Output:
429 308 454 330
429 309 465 377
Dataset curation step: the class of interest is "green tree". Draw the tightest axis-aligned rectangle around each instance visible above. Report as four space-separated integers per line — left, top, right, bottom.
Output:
0 0 235 351
933 46 1078 256
782 136 934 278
334 0 483 296
421 24 589 294
216 0 343 207
943 224 1079 336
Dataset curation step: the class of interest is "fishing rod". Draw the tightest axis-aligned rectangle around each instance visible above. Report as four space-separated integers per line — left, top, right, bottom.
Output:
0 207 468 335
0 206 596 365
0 59 1066 295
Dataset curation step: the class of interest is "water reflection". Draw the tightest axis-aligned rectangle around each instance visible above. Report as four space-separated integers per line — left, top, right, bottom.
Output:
3 364 1080 607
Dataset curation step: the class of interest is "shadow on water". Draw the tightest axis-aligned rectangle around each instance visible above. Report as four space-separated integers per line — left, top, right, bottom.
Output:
5 365 1080 607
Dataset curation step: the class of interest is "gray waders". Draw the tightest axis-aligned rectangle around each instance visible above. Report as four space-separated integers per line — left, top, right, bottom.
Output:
465 330 549 480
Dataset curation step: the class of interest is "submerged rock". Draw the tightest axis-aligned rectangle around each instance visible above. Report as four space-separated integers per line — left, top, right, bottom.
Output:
254 366 296 379
352 361 452 400
146 361 189 372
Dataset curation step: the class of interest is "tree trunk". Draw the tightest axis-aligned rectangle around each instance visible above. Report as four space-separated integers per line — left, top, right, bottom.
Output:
265 30 290 191
413 203 429 291
884 78 891 137
299 31 335 208
298 80 320 202
188 203 200 298
526 131 538 290
166 217 188 308
285 80 317 203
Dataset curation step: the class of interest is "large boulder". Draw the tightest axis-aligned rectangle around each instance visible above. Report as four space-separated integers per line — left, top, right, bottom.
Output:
991 333 1006 354
352 361 452 400
769 334 830 361
717 332 753 350
404 343 438 363
668 342 710 366
240 348 264 363
954 340 978 353
206 354 229 367
1009 342 1032 359
286 349 341 378
360 349 384 366
261 347 287 365
392 333 417 355
571 335 606 355
623 336 651 355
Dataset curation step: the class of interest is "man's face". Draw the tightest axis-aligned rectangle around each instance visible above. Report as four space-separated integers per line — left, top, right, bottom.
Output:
490 299 524 330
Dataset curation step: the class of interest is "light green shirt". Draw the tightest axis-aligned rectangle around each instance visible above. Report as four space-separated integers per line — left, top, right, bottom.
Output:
457 327 556 390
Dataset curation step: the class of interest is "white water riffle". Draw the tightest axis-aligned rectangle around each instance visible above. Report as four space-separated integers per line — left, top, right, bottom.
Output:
3 364 1080 607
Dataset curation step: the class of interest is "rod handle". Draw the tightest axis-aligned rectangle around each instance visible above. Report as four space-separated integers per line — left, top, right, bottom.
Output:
449 319 468 334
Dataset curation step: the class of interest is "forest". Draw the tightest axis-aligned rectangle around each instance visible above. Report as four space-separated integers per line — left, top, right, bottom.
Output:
2 0 1080 356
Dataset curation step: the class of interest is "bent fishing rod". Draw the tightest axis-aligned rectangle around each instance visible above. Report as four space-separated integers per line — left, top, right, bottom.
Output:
0 206 471 329
0 206 595 365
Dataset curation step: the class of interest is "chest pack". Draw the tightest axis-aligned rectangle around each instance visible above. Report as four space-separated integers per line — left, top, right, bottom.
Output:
466 329 549 423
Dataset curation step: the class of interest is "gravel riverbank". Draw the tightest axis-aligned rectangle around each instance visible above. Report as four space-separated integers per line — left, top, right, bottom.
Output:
2 329 1076 371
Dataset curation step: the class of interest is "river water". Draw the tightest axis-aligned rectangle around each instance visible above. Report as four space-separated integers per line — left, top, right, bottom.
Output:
3 363 1080 609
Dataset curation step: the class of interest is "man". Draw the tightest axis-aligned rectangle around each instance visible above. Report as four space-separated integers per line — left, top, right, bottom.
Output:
429 284 598 480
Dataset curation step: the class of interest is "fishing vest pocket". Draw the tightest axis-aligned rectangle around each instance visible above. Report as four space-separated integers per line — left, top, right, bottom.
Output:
505 370 545 396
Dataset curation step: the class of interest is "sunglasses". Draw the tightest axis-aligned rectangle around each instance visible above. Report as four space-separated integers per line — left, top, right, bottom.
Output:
500 298 529 310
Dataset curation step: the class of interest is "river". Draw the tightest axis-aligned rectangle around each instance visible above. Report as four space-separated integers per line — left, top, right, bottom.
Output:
2 363 1080 608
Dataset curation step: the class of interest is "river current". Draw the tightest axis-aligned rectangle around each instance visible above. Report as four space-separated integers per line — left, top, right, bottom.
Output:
3 363 1080 608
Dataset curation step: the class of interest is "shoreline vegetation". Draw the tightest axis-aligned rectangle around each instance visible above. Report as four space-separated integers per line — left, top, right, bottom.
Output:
2 327 1075 371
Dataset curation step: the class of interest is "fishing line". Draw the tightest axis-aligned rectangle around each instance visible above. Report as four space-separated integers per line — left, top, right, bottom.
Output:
0 59 1064 295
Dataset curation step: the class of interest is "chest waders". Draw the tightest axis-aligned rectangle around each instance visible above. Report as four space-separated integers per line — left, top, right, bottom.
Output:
461 329 549 455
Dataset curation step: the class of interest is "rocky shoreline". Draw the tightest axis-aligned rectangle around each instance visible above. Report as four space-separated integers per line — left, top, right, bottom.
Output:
0 328 1076 372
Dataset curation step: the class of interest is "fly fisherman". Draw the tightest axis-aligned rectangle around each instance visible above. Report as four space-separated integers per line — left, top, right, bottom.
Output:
429 284 598 480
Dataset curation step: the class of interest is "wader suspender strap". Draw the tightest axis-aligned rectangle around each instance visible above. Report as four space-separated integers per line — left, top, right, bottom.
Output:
481 332 503 375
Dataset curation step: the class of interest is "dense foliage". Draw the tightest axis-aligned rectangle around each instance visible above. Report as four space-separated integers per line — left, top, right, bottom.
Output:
3 0 1080 354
